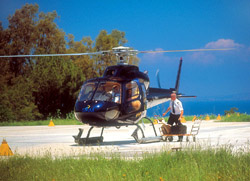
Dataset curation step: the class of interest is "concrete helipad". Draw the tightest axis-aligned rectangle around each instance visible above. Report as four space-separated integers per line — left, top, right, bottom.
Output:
1 121 250 157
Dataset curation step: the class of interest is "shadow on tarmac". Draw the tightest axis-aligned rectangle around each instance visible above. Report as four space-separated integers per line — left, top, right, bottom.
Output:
70 140 136 147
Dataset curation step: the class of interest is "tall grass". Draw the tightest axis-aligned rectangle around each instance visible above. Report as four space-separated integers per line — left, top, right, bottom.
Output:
0 147 249 181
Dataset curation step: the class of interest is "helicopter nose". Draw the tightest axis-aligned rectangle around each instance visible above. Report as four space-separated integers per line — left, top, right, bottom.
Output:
74 100 120 123
104 106 120 121
81 102 104 112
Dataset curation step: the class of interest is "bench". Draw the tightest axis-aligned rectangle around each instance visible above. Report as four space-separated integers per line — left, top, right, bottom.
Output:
160 119 202 142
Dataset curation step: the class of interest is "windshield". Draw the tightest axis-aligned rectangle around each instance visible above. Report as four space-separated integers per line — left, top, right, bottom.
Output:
93 81 121 103
78 82 97 101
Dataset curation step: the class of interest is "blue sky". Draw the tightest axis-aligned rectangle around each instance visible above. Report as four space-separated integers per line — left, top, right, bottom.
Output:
1 0 250 100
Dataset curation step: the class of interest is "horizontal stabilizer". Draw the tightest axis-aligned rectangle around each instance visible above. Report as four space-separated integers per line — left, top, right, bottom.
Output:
147 87 196 100
147 87 172 101
178 95 197 98
147 87 196 109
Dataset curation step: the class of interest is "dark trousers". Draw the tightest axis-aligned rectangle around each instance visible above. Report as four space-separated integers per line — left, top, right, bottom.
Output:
168 113 183 140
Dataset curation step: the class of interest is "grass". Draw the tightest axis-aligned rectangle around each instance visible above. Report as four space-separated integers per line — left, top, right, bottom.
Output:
182 114 250 122
220 113 250 122
0 118 82 126
0 147 249 181
151 114 218 122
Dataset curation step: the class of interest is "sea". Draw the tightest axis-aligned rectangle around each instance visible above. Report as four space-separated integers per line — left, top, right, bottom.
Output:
147 100 250 117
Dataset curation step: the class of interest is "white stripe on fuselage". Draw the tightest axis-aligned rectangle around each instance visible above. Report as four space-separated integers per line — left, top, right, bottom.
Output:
147 98 171 109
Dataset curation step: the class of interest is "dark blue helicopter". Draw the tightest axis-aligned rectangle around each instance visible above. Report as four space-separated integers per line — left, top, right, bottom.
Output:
0 46 232 144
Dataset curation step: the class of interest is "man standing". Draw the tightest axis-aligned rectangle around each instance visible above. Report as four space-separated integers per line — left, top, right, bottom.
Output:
162 92 184 141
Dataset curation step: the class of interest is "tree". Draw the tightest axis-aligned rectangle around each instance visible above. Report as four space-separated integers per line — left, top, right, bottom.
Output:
224 107 239 115
0 3 71 121
0 20 41 121
0 3 138 121
67 34 97 79
34 11 66 54
0 75 41 122
110 29 128 45
31 57 85 118
7 3 39 76
0 22 13 85
0 22 9 56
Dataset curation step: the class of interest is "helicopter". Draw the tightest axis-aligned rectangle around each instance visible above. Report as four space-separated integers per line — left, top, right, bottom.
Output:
0 46 232 144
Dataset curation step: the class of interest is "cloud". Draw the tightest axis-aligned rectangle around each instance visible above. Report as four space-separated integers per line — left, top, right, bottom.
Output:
185 38 250 64
140 39 249 65
205 39 243 49
187 51 216 64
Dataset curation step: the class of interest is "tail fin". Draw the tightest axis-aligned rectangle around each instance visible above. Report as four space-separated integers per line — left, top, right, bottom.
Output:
175 57 183 93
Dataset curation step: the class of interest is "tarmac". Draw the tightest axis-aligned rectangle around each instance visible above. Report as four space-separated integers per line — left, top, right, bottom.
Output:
1 120 250 157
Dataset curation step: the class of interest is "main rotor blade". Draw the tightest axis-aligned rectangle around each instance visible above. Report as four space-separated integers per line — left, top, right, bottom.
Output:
0 51 106 58
139 48 234 53
0 47 234 58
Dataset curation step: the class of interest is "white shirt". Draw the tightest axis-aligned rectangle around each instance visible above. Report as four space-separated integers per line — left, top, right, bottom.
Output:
111 92 120 103
169 99 183 115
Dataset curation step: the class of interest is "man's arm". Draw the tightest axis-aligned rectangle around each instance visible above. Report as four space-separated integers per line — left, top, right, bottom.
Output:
177 100 184 120
178 110 184 120
162 107 171 116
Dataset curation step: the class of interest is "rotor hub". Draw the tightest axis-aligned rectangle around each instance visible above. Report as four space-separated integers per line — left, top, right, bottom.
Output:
112 46 138 65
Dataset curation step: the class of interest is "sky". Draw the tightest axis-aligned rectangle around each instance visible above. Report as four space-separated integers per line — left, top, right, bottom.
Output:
1 0 250 101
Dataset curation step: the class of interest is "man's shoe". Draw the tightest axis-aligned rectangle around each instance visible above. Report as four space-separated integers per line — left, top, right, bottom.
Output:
177 139 183 142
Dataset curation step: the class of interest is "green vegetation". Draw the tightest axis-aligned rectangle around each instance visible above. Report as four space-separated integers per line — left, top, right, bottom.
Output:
184 113 250 122
0 111 82 126
0 3 139 123
221 113 250 122
185 115 196 121
0 147 249 180
224 107 239 115
184 114 217 121
0 117 160 126
0 119 82 126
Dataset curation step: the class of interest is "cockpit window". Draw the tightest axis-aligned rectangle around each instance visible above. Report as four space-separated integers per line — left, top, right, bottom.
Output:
78 83 97 101
92 81 121 103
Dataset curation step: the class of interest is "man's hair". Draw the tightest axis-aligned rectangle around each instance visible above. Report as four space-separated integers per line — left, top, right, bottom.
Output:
113 85 118 89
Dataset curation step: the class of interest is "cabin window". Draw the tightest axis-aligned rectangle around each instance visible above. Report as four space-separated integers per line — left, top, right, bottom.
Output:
141 84 147 101
125 81 139 102
125 81 141 112
129 100 141 112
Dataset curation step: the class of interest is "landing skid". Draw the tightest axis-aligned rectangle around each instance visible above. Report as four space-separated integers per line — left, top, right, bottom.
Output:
73 117 163 145
73 127 104 145
131 117 162 144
